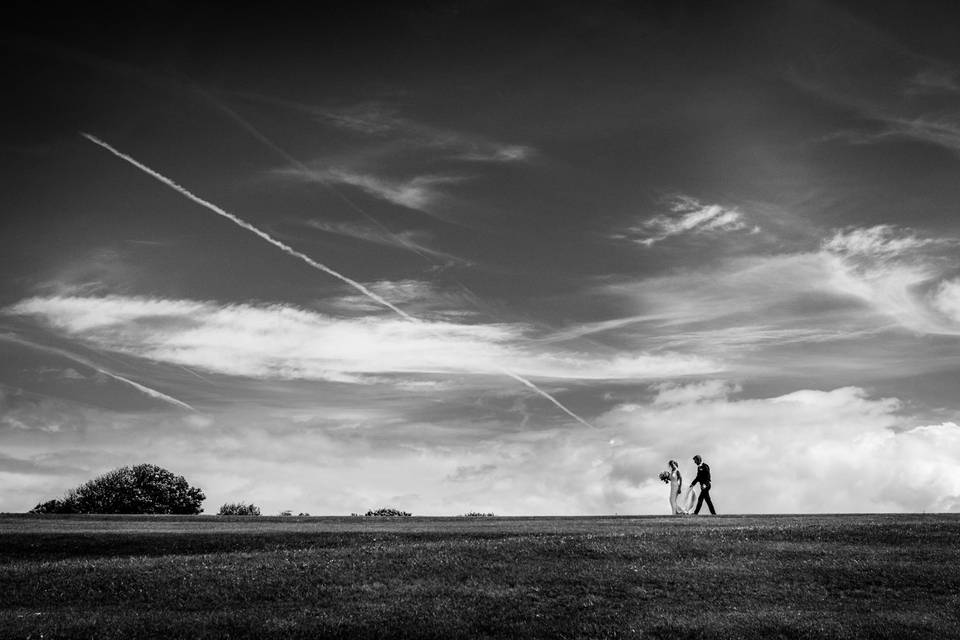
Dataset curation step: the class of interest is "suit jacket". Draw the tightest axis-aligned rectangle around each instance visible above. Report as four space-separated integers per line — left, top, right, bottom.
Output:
692 462 711 488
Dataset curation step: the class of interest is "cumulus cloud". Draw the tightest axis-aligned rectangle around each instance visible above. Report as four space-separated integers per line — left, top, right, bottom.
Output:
3 380 957 515
597 384 960 514
5 295 721 384
615 195 751 247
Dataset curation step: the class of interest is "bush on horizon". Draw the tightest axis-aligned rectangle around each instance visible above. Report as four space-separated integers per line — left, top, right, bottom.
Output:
218 502 261 516
364 507 411 517
29 464 205 515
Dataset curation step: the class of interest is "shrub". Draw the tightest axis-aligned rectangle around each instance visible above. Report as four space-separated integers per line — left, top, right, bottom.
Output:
364 507 411 517
218 502 261 516
30 464 205 514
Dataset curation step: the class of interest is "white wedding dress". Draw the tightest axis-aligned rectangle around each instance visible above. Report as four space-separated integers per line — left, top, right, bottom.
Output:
668 470 684 514
679 485 699 514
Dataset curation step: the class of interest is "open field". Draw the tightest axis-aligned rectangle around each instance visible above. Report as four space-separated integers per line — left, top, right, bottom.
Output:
1 513 958 639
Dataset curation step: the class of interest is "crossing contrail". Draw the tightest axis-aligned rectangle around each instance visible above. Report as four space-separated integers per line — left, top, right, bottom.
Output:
81 132 596 428
0 333 194 411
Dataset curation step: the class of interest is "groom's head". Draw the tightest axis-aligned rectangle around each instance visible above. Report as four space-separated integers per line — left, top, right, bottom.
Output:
693 455 702 464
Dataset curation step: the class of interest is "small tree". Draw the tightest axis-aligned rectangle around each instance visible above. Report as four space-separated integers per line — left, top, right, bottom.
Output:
218 502 261 516
364 507 411 517
30 464 205 514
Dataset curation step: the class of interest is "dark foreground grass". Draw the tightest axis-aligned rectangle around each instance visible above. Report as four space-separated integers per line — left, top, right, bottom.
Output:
1 514 958 639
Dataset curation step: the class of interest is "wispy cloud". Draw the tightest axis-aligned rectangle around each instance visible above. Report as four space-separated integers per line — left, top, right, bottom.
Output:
861 115 960 155
6 295 723 384
323 279 479 320
907 68 960 95
234 94 535 163
614 196 752 247
823 224 937 257
822 225 960 335
306 220 470 267
278 166 462 213
566 223 960 386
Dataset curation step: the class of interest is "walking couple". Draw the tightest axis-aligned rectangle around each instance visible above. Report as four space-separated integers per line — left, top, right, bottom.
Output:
666 455 716 515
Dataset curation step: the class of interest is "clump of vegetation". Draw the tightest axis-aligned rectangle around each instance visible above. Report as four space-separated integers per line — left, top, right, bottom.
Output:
30 464 205 515
364 507 411 517
462 512 496 517
218 502 261 516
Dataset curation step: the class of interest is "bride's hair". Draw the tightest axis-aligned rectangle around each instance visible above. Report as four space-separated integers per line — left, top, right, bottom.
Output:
668 459 678 469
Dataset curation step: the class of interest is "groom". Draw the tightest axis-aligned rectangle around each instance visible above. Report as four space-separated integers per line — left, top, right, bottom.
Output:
690 455 716 515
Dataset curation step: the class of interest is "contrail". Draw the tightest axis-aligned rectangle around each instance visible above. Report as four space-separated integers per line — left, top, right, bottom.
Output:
82 132 414 322
193 89 479 267
0 333 194 411
81 133 596 429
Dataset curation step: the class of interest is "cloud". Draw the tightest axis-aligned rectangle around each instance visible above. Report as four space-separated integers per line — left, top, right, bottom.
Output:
615 196 751 247
279 166 463 212
597 384 960 514
323 279 479 320
588 224 960 368
270 99 535 163
600 251 856 340
907 68 960 95
822 224 935 258
822 225 960 335
5 295 722 385
3 378 957 515
931 279 960 322
650 380 738 406
306 220 470 266
236 95 533 223
868 116 960 155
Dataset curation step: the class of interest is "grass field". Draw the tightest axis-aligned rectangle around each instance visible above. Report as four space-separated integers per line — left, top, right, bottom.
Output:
1 513 958 639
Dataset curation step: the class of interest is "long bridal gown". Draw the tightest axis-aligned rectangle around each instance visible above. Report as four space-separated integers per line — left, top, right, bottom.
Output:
668 470 683 514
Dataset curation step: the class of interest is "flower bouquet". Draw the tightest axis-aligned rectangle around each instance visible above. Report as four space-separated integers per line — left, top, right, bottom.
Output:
658 470 671 483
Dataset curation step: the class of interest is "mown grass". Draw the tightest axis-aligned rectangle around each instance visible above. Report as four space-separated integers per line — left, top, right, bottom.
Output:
1 514 958 639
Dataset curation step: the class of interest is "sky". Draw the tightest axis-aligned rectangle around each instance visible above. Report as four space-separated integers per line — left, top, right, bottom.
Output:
2 0 960 515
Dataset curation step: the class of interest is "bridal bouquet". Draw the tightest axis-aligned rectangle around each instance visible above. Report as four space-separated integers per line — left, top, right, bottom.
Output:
658 470 671 483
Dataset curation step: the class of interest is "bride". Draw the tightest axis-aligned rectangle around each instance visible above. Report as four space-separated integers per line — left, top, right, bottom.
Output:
666 459 698 515
667 460 684 515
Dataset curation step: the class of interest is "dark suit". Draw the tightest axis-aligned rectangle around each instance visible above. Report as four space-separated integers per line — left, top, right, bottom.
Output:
691 462 716 514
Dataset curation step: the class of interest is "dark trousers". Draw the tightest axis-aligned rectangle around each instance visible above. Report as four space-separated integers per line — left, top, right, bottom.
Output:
694 485 716 515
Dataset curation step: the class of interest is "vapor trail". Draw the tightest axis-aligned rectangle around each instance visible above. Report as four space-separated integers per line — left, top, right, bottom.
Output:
194 88 447 264
0 333 194 411
82 132 415 322
81 133 596 429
